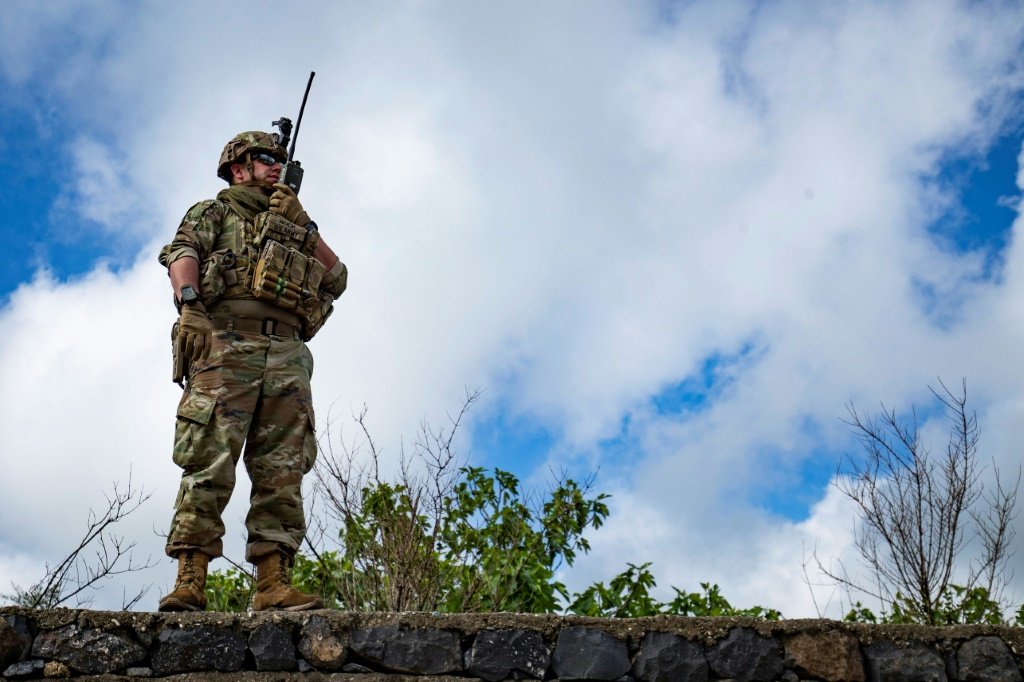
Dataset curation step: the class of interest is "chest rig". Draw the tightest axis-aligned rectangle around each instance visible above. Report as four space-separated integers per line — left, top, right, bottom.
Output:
198 208 334 341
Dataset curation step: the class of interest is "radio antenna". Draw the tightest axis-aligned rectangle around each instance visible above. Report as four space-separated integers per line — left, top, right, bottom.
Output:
289 71 316 161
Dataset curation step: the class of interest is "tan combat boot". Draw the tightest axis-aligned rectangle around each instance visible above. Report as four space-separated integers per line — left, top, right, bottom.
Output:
158 550 209 612
251 551 323 612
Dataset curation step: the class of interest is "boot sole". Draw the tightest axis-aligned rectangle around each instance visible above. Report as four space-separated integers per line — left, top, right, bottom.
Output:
158 598 205 612
252 601 324 612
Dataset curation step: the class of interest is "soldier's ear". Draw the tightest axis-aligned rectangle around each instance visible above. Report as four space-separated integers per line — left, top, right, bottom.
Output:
229 162 249 184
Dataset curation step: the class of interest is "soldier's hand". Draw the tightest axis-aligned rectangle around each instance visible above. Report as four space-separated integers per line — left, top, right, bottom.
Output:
176 303 214 363
269 183 310 227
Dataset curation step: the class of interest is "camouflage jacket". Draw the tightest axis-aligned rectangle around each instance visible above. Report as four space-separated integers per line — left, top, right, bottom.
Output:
158 200 347 302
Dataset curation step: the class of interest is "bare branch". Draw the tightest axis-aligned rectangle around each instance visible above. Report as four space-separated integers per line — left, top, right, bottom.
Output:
4 469 154 609
821 380 1018 624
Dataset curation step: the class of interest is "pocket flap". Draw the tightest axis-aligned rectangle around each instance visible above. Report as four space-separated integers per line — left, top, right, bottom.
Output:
177 390 216 425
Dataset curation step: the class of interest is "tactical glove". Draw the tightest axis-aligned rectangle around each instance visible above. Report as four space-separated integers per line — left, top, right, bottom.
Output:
175 303 214 364
269 183 310 227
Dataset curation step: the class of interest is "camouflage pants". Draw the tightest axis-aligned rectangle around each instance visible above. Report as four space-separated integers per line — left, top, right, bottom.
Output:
165 328 317 562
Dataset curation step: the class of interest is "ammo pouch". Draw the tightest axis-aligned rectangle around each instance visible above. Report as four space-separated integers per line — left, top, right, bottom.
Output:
254 211 319 255
251 240 306 310
250 213 334 341
199 248 252 307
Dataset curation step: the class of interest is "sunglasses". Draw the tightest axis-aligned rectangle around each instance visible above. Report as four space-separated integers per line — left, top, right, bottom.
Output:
251 152 284 166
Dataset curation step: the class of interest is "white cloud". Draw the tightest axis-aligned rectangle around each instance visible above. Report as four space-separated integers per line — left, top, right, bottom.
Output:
2 0 1024 614
48 136 151 240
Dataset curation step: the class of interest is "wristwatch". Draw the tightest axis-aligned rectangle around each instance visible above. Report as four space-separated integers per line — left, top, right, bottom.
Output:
178 284 199 307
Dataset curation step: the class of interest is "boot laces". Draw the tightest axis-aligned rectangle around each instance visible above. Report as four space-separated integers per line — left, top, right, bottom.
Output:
278 553 292 583
180 552 200 586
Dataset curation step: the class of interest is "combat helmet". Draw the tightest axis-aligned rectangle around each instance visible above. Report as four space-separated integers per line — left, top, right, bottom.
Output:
217 131 288 182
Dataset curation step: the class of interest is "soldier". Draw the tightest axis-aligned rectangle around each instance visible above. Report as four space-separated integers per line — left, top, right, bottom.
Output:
156 131 347 612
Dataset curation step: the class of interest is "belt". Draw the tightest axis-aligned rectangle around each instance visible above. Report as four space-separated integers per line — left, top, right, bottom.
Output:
208 299 304 340
211 316 301 340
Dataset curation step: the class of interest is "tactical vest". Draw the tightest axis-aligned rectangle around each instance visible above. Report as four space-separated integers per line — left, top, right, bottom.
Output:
197 205 334 341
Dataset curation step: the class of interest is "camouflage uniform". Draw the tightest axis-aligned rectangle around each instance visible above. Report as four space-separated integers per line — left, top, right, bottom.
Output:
159 191 346 562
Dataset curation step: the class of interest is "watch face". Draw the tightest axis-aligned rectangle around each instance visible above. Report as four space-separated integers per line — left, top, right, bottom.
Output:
180 286 198 303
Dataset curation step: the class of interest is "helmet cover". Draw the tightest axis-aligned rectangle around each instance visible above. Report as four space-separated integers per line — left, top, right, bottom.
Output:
217 131 288 182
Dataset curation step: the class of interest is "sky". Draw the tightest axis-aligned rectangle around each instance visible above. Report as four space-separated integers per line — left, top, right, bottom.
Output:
2 0 1024 618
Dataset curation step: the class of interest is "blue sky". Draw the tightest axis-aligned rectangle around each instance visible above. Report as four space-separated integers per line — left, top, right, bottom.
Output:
0 89 140 296
3 1 1024 616
929 125 1022 274
1 96 65 293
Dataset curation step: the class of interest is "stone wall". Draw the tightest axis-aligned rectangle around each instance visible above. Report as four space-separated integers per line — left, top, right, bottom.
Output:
3 607 1024 681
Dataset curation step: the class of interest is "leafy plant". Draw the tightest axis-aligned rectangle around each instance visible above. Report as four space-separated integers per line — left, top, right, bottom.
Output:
843 584 1004 625
567 563 781 619
204 564 254 613
205 394 776 619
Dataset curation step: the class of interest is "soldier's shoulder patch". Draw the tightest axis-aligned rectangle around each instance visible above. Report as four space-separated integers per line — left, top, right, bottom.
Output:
186 199 226 220
180 199 227 231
